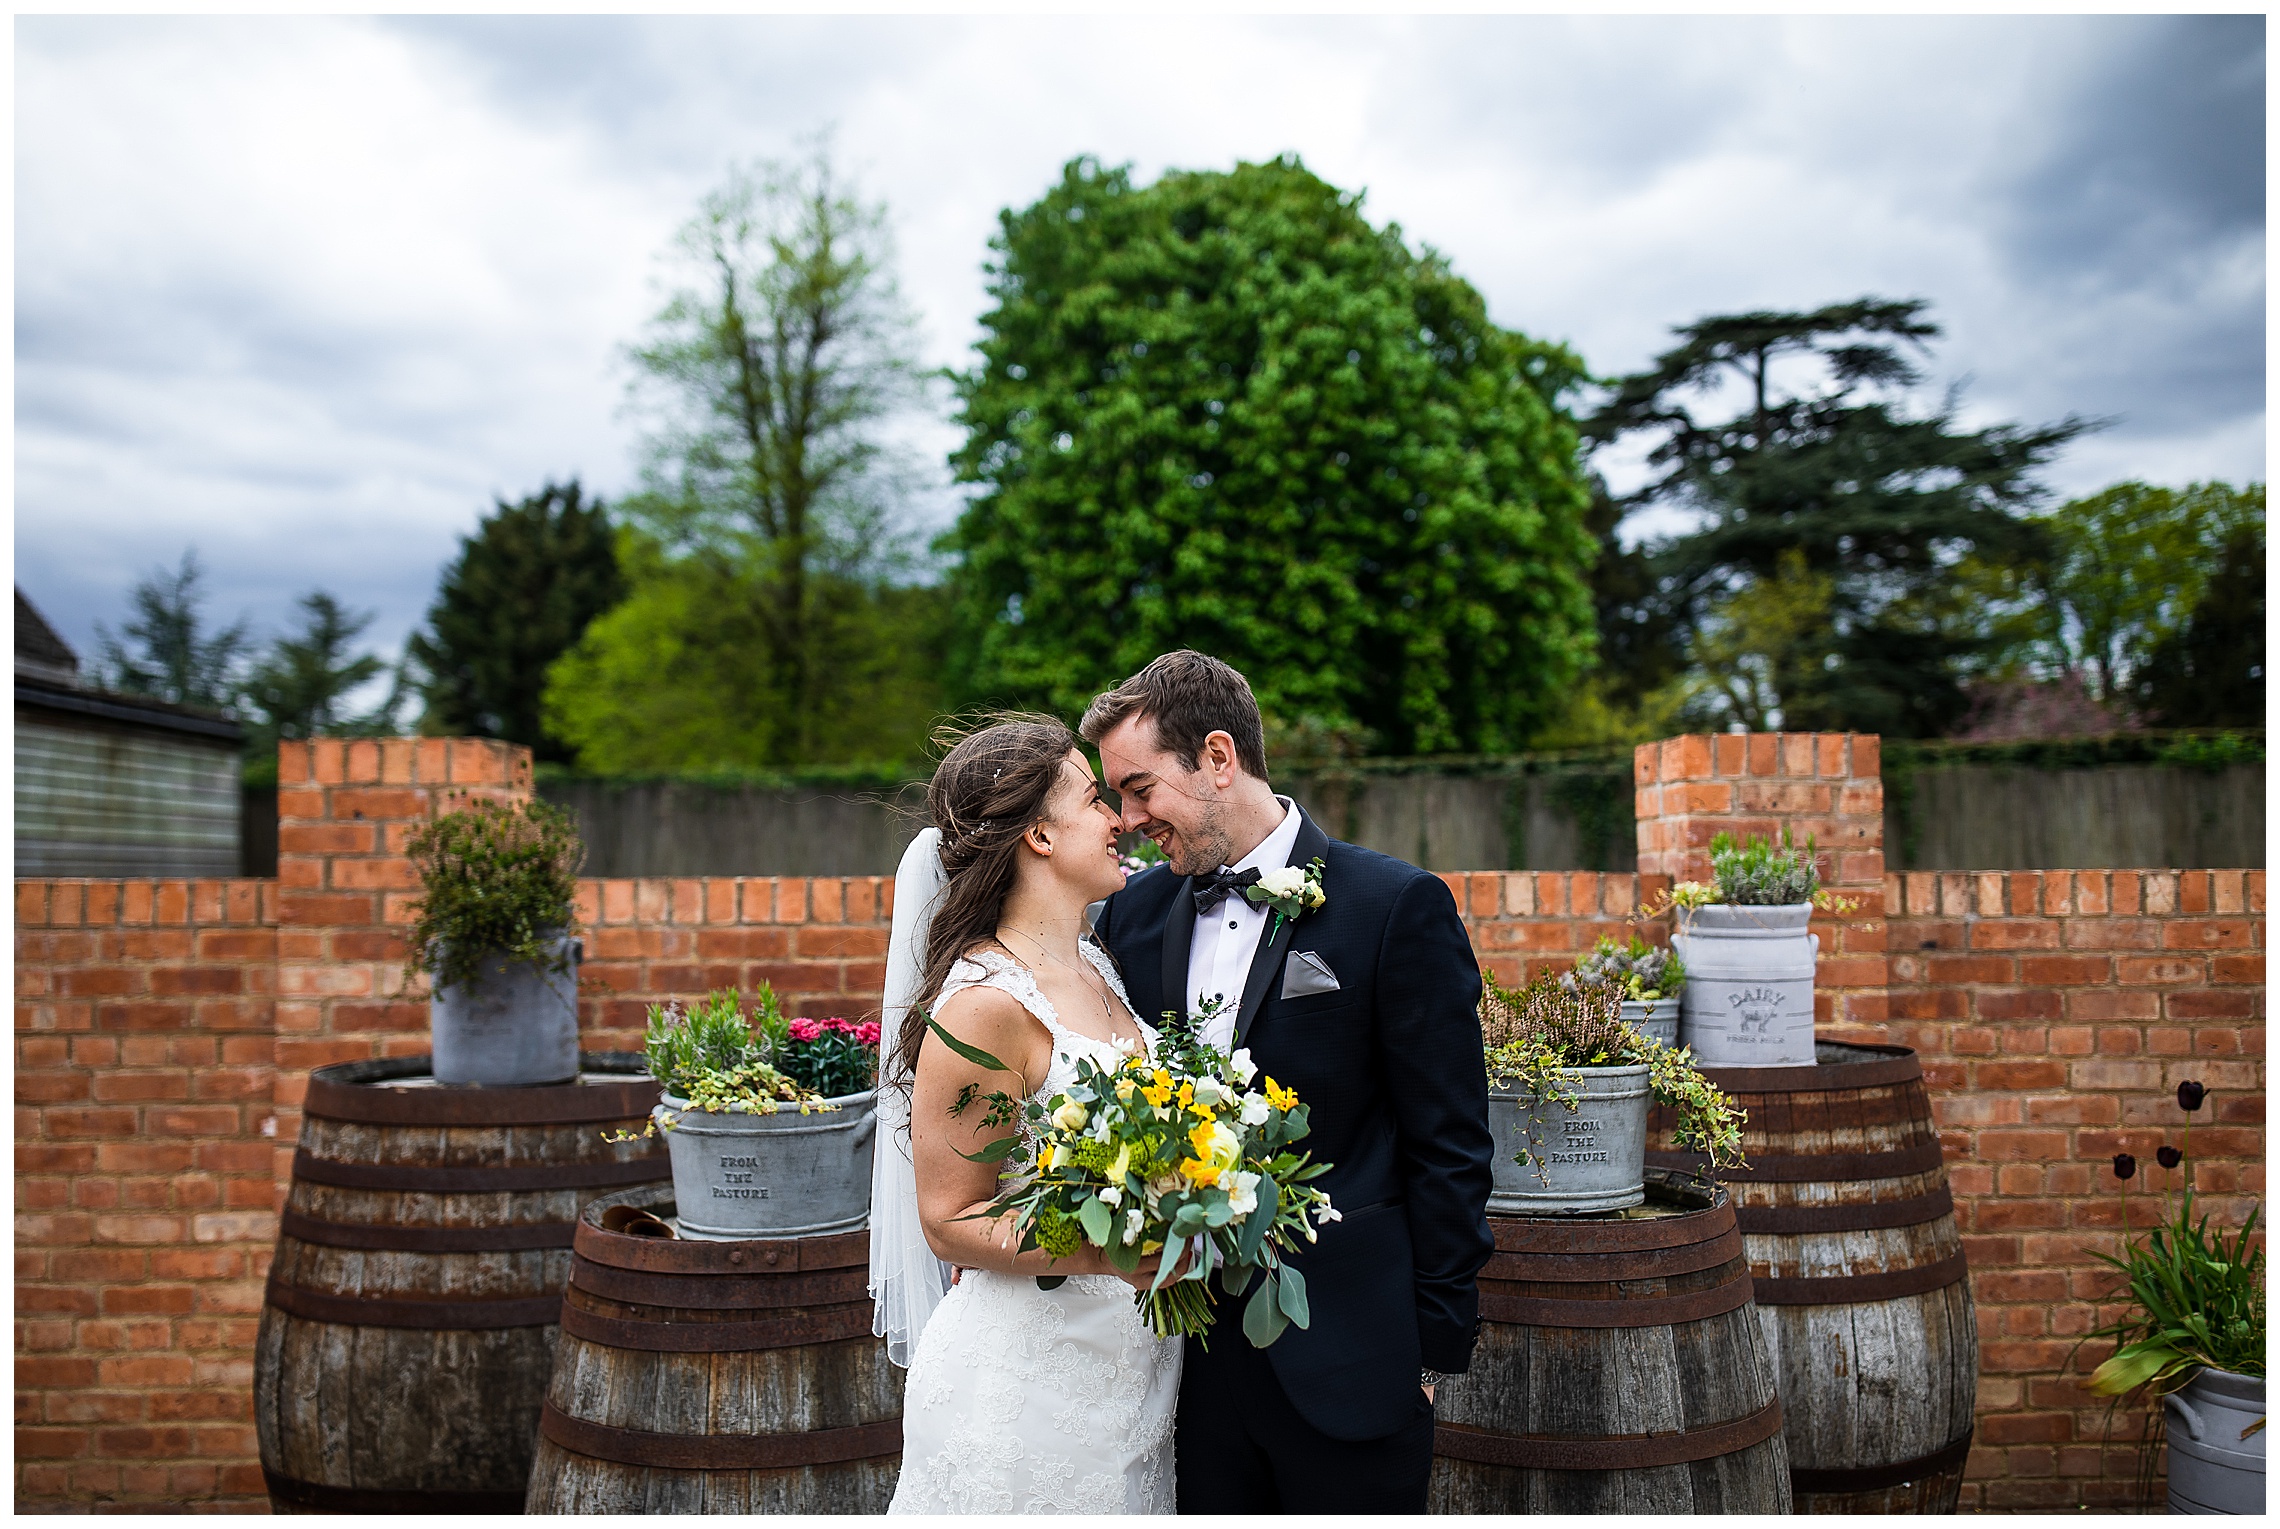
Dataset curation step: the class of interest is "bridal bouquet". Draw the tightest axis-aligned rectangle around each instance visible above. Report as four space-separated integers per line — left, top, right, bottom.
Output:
928 1003 1337 1348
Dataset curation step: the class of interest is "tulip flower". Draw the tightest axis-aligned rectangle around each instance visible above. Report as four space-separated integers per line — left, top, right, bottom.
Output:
2176 1080 2207 1112
2156 1145 2182 1169
2113 1152 2138 1180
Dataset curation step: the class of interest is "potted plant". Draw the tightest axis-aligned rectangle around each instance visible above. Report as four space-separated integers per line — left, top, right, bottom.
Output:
1479 971 1745 1216
639 987 881 1241
1657 828 1841 1067
2081 1080 2265 1514
403 797 585 1086
1564 935 1686 1045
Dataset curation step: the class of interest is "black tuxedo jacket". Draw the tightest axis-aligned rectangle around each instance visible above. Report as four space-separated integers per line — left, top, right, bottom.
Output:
1094 807 1494 1442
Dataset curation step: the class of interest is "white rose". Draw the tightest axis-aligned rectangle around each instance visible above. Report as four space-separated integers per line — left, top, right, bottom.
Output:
1254 866 1306 898
1229 1047 1258 1084
1239 1093 1270 1126
1052 1099 1089 1131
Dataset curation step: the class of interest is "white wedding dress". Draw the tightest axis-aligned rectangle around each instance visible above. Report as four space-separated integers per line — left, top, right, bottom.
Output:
886 946 1183 1515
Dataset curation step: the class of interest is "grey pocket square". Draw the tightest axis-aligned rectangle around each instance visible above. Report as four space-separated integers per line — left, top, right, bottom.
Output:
1280 949 1342 1000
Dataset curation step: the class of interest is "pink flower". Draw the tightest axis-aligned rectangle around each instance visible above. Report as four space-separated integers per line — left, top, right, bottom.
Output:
786 1018 823 1043
853 1021 881 1047
821 1017 855 1035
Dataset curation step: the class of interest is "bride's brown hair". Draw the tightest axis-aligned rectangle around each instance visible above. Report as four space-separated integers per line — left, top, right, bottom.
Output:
887 712 1084 1088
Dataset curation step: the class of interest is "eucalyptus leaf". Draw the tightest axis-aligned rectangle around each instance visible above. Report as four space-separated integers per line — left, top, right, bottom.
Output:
1078 1196 1113 1247
1276 1264 1310 1328
1244 1273 1290 1348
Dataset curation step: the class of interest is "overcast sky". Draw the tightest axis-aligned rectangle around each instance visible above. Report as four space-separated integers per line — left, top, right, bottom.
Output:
15 13 2266 684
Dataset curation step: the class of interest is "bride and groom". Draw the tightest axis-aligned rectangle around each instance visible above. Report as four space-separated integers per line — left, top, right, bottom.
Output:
869 650 1495 1514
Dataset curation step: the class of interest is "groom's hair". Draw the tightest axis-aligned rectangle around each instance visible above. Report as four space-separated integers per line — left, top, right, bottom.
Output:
1080 650 1269 781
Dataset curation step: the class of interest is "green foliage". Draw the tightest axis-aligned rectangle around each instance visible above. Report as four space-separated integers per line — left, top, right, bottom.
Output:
403 798 584 990
592 147 939 770
541 529 946 772
240 592 401 755
941 154 1598 755
2156 731 2265 770
1478 971 1744 1173
1567 934 1685 1000
2134 512 2265 728
92 549 252 710
2081 1092 2264 1401
1709 828 1821 906
1586 298 2093 737
407 480 625 763
1577 473 1686 712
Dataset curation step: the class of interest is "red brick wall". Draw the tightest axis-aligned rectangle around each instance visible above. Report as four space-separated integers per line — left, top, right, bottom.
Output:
1885 867 2266 1512
572 875 895 1050
14 878 280 1512
13 734 2266 1513
1633 731 1888 1032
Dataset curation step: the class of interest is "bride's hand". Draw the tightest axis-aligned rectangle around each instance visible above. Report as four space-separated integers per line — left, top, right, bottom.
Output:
1109 1243 1194 1293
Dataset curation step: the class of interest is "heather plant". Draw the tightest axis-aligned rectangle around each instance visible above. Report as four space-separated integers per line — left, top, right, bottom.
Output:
1478 971 1744 1176
403 797 584 991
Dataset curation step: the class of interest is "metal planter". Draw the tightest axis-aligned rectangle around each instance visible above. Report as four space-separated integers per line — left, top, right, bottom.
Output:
657 1090 878 1241
2166 1366 2266 1514
1487 1064 1651 1216
1623 996 1678 1047
1672 904 1819 1067
429 933 582 1086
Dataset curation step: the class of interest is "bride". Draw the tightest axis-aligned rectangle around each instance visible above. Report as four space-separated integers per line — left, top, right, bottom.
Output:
871 715 1181 1514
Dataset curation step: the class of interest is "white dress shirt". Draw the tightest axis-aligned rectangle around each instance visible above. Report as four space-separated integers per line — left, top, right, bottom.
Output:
1186 796 1303 1051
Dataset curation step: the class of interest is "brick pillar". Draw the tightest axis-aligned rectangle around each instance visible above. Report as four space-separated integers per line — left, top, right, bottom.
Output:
272 738 532 1137
1633 732 1889 1039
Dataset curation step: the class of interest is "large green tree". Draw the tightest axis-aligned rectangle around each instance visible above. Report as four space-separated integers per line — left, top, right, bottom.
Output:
550 148 937 771
92 550 251 710
407 479 623 761
941 155 1597 756
1587 299 2092 737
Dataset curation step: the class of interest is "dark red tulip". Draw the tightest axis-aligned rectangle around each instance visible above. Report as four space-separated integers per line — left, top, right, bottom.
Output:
2113 1153 2138 1180
2177 1081 2207 1112
2157 1145 2183 1169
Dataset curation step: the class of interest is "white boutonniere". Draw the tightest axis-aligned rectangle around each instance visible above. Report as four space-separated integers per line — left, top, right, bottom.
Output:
1245 857 1327 938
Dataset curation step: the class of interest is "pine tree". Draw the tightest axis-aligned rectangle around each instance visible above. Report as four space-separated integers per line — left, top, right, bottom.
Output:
407 480 624 761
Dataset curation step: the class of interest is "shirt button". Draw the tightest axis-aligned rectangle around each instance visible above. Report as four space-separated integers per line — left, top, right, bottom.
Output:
1229 920 1239 929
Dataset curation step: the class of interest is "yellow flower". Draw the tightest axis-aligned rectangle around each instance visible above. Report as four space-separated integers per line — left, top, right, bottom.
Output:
1140 1071 1173 1108
1176 1080 1194 1109
1037 1142 1058 1171
1264 1077 1298 1111
1179 1120 1242 1188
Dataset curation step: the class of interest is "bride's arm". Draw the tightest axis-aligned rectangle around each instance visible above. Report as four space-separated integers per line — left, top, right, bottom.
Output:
911 986 1131 1282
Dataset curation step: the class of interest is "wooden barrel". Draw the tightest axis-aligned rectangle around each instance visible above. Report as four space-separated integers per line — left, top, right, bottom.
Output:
1428 1169 1792 1513
254 1053 668 1513
1650 1040 1978 1513
526 1185 905 1513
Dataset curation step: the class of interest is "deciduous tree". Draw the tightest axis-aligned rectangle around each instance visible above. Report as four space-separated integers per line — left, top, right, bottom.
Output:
557 146 937 770
941 155 1597 755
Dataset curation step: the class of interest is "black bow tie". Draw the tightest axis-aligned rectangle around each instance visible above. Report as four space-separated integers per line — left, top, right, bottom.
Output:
1192 867 1261 917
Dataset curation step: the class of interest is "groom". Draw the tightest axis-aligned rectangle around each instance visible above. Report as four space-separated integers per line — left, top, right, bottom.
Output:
1084 650 1494 1513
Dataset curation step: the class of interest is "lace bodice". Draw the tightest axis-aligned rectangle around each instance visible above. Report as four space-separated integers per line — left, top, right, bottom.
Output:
936 945 1152 1102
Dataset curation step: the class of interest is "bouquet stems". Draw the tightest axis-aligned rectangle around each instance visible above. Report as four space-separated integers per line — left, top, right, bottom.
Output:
1141 1280 1218 1342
